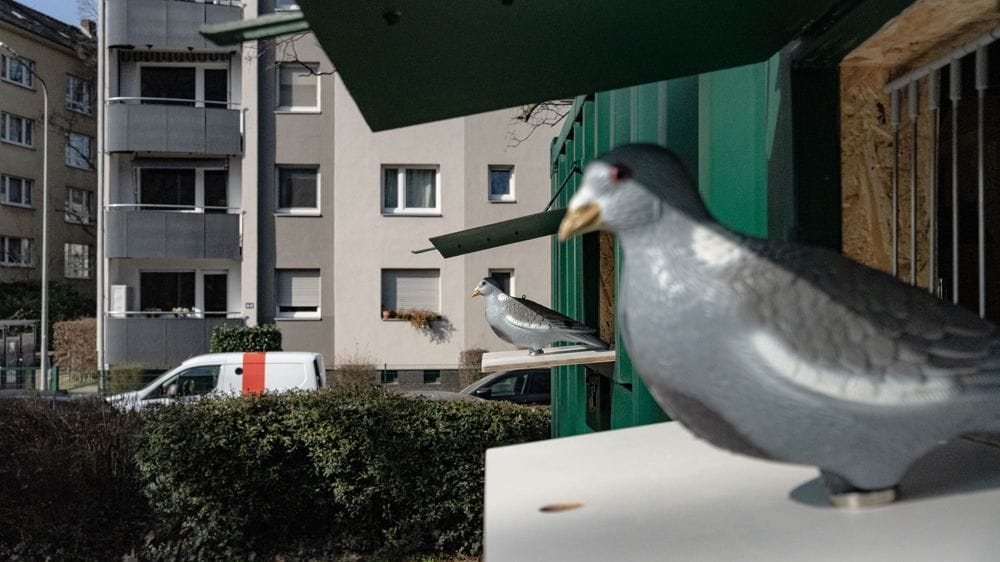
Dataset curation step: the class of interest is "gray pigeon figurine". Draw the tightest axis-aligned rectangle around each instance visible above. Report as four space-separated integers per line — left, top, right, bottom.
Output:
472 277 609 355
558 143 1000 508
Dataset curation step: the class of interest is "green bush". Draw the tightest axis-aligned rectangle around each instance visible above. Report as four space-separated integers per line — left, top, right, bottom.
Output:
209 323 282 353
0 398 150 561
135 388 550 560
0 281 95 322
108 362 146 394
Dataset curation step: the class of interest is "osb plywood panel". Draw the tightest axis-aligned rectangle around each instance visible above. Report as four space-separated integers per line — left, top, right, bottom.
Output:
844 0 999 69
598 231 616 346
841 0 995 288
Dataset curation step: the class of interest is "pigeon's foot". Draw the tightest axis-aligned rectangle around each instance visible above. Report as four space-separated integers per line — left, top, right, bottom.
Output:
820 470 897 509
528 349 544 356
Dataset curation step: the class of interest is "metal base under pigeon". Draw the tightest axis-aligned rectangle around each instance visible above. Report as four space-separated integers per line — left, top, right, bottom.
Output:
827 487 897 509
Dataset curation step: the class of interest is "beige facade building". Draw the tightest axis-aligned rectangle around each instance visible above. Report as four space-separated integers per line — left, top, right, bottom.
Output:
0 1 96 297
98 0 554 383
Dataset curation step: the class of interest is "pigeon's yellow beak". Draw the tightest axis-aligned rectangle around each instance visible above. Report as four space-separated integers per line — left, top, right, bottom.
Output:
558 203 604 241
472 288 482 297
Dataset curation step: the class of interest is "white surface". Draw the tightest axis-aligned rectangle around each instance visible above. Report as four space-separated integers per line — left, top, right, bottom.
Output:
485 422 1000 561
481 345 616 373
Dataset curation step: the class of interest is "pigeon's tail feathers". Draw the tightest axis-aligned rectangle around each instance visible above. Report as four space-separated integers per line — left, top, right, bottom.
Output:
567 331 611 351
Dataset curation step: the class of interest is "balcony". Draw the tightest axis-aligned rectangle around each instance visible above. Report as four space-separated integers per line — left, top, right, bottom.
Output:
105 100 242 156
105 206 241 260
106 0 242 51
105 314 244 369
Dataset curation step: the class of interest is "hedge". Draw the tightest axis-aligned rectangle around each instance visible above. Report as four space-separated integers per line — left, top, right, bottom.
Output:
135 388 549 560
209 323 282 353
0 398 149 561
52 318 97 382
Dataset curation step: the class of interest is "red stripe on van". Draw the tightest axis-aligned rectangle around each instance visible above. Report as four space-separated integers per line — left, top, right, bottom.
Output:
242 352 267 395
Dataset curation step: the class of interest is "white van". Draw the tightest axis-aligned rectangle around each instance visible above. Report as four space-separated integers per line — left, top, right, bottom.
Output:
107 351 326 411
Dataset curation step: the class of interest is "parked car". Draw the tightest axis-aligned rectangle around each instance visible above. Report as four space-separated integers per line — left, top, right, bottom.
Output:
106 351 326 411
400 389 485 402
460 369 551 405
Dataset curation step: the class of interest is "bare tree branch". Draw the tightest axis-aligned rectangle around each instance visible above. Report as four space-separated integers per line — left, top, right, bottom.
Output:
506 99 574 148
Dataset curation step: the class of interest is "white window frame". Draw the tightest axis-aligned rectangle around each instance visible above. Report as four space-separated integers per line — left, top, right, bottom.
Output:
1 112 33 147
275 62 321 112
488 165 515 202
276 269 321 319
1 54 34 89
65 74 93 115
64 243 91 279
380 165 441 216
380 269 441 314
65 132 93 170
489 268 515 296
1 174 33 208
275 165 320 215
0 236 32 267
65 187 94 224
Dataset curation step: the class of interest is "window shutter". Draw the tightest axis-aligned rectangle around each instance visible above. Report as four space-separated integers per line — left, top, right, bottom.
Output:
382 269 439 311
277 269 320 307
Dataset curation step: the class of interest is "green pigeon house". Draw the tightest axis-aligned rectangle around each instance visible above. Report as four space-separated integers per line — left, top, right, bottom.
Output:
204 0 1000 437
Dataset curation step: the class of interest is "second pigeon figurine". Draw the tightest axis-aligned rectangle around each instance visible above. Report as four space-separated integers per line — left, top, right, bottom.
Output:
472 277 609 354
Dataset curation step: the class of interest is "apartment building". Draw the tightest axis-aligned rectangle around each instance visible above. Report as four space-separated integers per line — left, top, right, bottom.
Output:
0 1 96 297
98 0 554 383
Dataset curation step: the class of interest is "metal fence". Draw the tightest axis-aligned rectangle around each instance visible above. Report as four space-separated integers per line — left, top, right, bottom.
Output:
0 366 58 392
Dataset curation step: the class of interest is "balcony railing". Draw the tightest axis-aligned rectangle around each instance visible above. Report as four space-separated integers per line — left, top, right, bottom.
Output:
106 0 243 51
105 314 244 370
105 98 242 156
105 205 242 259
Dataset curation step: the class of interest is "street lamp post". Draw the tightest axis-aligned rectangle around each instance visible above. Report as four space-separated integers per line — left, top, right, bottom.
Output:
0 42 50 391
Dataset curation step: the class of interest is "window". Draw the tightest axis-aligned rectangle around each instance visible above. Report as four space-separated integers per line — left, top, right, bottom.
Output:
0 236 32 267
381 269 440 314
65 187 94 223
140 169 195 210
204 170 229 212
489 269 514 295
141 66 195 106
64 243 90 279
381 166 440 215
65 133 92 169
276 166 319 213
277 63 319 110
203 69 228 108
65 75 93 115
275 0 300 10
423 369 441 384
1 113 33 147
1 175 32 207
140 271 195 311
380 369 398 385
203 273 228 316
276 269 320 319
1 54 33 88
145 365 220 399
488 166 515 202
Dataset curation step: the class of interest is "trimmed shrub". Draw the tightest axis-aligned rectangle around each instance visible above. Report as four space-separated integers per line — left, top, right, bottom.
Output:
135 388 550 560
53 317 97 383
333 350 380 389
209 323 282 353
108 362 146 394
0 398 150 561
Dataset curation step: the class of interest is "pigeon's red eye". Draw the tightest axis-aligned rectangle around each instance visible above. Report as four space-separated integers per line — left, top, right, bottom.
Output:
610 163 632 182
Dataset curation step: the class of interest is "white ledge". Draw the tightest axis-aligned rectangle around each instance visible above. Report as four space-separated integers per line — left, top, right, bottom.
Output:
481 346 615 374
485 422 1000 561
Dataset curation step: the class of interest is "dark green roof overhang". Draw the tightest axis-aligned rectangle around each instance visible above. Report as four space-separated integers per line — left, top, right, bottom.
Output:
415 209 566 258
203 1 843 131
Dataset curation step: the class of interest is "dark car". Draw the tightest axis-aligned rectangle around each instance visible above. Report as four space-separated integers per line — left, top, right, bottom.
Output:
460 369 551 405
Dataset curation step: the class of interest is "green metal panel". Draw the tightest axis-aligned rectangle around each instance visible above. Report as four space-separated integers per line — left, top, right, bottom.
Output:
698 61 770 238
420 209 565 257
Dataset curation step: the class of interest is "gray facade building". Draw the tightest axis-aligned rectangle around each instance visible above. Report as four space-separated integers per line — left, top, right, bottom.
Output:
98 0 555 381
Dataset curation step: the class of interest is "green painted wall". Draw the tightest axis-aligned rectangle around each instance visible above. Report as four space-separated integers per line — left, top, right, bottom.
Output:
551 60 780 437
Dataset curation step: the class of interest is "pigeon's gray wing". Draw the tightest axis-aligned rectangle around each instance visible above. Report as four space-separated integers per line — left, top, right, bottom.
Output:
734 238 1000 404
504 296 597 334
